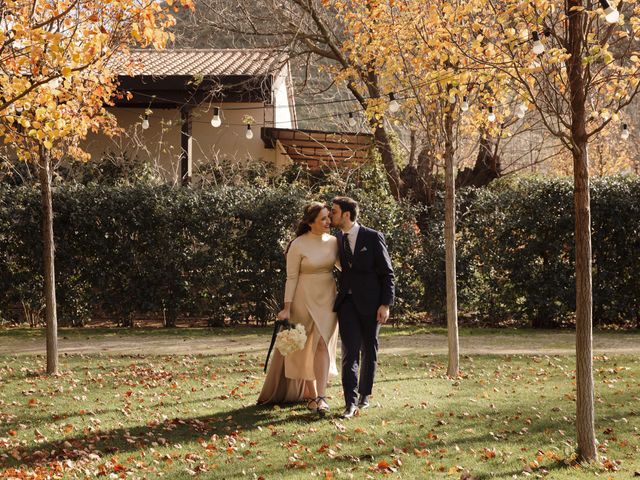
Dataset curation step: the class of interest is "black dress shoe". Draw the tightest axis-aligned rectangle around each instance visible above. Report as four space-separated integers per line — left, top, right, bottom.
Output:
340 404 359 419
358 395 370 409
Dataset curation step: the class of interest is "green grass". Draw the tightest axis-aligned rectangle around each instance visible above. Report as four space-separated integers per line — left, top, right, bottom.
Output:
0 325 272 340
2 324 637 342
0 349 638 479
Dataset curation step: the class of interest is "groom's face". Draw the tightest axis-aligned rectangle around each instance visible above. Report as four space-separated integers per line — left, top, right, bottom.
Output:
330 203 347 228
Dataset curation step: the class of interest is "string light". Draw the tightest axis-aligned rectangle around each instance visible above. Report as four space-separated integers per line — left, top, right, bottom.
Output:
621 123 630 140
210 107 222 128
388 92 401 113
531 31 545 55
487 107 496 122
141 114 149 130
516 102 527 119
461 96 469 112
600 0 620 24
245 124 254 140
348 112 357 127
449 93 457 105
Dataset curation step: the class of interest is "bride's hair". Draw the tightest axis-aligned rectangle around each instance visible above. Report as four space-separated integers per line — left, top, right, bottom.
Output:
286 201 327 254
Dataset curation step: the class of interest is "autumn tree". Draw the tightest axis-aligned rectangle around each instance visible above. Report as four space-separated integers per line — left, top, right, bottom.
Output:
440 0 640 462
0 0 193 374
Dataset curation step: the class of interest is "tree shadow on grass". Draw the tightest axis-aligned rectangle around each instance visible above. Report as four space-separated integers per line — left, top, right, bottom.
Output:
0 401 325 469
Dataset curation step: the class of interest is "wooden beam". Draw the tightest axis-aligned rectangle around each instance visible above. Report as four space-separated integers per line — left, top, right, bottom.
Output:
180 106 192 186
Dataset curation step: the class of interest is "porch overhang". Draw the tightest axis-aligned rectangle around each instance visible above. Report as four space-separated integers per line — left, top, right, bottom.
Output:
261 127 373 169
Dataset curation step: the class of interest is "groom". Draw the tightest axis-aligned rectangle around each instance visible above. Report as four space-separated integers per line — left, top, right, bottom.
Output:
331 196 395 419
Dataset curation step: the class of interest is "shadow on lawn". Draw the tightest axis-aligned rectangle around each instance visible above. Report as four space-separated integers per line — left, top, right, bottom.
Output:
1 401 619 480
0 401 324 468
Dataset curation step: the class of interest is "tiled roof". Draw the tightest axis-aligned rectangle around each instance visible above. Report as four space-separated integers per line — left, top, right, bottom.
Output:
109 49 289 77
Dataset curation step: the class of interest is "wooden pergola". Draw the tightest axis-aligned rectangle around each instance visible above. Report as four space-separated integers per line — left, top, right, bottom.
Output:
261 127 373 170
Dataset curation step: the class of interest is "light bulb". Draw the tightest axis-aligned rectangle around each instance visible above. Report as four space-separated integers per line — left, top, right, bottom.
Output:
461 96 469 112
348 112 357 127
211 107 222 128
388 92 401 113
245 124 254 140
621 123 630 140
449 94 457 105
516 103 527 119
487 107 496 123
600 0 619 23
141 115 149 130
532 31 545 55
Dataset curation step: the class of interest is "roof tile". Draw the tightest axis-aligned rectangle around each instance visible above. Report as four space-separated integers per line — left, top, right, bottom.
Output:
109 49 288 77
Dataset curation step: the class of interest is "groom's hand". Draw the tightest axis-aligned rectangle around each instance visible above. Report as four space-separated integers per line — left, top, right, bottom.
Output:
377 305 390 324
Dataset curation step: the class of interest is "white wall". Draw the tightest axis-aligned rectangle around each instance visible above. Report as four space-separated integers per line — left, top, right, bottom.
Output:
83 73 296 184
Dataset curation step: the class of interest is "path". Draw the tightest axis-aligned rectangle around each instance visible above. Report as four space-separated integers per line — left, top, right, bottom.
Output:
2 331 639 356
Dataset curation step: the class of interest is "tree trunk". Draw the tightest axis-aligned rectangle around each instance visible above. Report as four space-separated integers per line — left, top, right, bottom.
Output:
444 110 459 377
573 143 596 462
38 149 58 375
362 68 403 200
372 125 403 200
567 0 597 462
455 133 501 189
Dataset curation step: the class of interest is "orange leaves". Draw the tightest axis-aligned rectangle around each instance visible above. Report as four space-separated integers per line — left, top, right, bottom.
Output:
0 0 193 162
480 447 497 460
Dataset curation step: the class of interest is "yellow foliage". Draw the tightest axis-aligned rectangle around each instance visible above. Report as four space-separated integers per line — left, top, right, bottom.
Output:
0 0 194 163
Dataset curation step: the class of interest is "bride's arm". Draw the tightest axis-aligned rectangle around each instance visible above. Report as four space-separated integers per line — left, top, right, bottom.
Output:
279 240 302 320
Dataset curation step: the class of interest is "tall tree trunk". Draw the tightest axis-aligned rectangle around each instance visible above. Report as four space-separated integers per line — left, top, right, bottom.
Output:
444 109 459 377
362 69 403 200
372 125 402 200
38 148 58 375
567 0 597 462
573 142 596 462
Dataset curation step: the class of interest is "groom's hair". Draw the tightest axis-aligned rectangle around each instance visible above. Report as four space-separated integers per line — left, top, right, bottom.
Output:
333 196 359 222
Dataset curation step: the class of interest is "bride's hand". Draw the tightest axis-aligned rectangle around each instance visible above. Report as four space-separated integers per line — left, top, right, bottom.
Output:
277 309 290 321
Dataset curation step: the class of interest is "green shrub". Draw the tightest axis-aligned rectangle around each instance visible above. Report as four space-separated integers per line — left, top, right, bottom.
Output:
0 182 421 326
1 176 638 328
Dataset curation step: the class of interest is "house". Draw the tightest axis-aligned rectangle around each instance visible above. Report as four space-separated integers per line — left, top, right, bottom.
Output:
85 48 372 184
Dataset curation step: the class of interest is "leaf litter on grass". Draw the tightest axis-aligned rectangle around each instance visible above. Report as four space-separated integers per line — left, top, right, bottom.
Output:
0 351 638 479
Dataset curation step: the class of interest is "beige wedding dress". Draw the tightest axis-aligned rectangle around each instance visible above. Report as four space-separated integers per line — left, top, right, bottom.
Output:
257 232 339 404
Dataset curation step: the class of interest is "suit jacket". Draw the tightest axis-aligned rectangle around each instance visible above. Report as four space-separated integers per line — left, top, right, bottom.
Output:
334 225 395 316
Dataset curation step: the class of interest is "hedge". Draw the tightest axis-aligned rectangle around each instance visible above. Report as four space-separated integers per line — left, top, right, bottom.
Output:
419 175 640 327
1 176 638 328
0 182 422 326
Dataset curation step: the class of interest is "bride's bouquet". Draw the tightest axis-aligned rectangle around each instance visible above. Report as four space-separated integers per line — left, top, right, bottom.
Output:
275 323 307 356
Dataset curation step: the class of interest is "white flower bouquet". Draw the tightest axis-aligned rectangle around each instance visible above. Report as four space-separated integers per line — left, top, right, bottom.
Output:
275 323 307 356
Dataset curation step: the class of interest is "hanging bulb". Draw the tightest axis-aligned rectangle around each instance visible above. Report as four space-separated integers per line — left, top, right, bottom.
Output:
210 107 222 128
461 96 469 112
449 94 457 105
600 0 619 24
487 107 496 123
245 124 254 140
141 115 150 130
388 92 401 113
516 102 527 119
348 112 357 127
532 31 545 55
621 123 630 140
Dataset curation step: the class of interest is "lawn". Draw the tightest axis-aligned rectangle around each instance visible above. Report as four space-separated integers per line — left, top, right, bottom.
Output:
0 343 638 479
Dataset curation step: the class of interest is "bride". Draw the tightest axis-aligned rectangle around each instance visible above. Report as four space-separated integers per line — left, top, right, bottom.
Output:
257 202 339 416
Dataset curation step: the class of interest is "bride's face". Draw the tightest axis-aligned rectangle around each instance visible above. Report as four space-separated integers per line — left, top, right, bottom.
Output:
309 207 331 234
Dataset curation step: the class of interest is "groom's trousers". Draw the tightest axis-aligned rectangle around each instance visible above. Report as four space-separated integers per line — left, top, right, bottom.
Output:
338 296 381 407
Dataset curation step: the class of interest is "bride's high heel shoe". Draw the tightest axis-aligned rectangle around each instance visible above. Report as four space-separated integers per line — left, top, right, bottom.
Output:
316 396 330 417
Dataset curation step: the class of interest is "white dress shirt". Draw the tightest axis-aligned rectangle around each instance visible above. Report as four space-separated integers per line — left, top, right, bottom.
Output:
343 222 360 254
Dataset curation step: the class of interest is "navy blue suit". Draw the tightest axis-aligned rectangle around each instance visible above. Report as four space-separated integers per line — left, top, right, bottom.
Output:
334 225 395 407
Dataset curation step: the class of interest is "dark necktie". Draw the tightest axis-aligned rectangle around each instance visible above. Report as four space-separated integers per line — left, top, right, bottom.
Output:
343 233 353 268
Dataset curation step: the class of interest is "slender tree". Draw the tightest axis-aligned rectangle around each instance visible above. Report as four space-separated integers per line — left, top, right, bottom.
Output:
443 0 640 462
0 0 193 374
